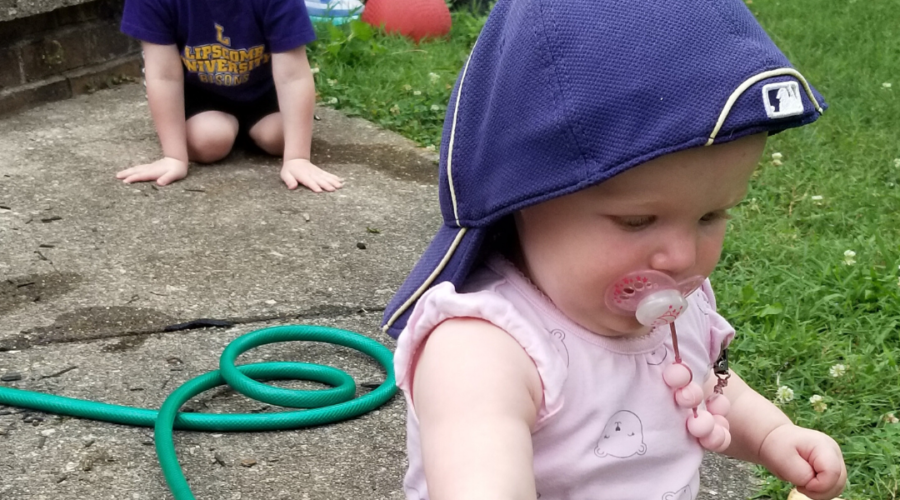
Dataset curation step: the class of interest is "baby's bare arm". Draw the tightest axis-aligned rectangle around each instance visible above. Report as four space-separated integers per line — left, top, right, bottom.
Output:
720 370 792 462
721 370 846 500
412 318 543 500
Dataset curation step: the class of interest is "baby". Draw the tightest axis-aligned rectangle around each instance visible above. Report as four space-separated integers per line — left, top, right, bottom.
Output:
381 0 847 499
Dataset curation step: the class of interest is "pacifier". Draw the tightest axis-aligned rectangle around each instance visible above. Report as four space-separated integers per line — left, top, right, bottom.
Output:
605 270 705 327
605 270 732 452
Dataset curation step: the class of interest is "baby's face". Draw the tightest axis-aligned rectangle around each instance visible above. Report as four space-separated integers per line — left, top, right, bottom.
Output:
514 133 766 337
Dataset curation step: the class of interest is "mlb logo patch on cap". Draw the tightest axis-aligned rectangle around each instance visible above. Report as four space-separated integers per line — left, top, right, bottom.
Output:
763 81 805 119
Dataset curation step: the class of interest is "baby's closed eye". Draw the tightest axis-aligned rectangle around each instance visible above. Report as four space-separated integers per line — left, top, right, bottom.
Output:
699 210 732 223
610 215 656 230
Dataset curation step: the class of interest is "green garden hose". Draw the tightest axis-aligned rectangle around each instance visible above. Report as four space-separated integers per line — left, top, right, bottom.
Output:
0 325 397 500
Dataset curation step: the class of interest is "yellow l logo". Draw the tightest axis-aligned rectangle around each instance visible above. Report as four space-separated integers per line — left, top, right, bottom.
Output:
215 24 231 47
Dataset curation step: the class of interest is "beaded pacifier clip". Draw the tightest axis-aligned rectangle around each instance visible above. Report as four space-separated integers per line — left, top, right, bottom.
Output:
606 271 732 452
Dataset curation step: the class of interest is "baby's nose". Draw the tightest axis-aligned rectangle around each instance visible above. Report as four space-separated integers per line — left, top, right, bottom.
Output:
649 230 698 276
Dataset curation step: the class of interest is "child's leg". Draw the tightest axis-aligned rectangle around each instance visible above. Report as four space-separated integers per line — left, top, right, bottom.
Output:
186 111 239 163
247 112 284 156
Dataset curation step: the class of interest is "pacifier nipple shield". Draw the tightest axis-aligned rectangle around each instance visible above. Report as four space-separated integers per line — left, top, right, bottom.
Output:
604 270 731 452
605 270 704 327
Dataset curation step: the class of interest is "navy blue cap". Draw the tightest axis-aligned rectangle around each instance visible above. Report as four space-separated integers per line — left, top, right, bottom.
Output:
382 0 826 337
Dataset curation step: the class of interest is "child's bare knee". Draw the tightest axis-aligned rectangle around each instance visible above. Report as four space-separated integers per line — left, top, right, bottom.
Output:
249 116 284 156
254 132 284 156
189 132 234 163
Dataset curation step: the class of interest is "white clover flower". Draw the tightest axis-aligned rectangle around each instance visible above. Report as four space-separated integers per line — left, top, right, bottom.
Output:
403 84 412 91
771 152 783 160
811 195 824 206
883 82 893 89
428 72 440 83
327 79 337 86
389 104 400 115
425 144 436 152
809 394 827 412
326 97 338 104
772 159 783 166
843 250 856 266
775 385 795 404
430 104 442 111
885 413 899 424
413 90 422 96
747 197 760 212
829 363 847 378
894 158 900 168
310 67 320 74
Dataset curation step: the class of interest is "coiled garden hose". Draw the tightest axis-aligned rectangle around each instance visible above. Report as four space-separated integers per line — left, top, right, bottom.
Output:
0 325 397 500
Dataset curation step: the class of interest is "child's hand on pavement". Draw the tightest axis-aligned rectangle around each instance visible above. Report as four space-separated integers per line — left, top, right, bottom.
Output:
759 424 847 500
280 158 343 192
117 157 189 186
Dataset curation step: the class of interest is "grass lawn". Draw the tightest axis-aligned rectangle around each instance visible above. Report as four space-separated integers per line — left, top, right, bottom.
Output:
308 2 900 498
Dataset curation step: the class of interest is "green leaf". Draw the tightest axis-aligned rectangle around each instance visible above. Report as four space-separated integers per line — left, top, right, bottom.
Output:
325 42 342 56
758 304 784 317
741 284 758 303
350 20 374 41
327 23 345 42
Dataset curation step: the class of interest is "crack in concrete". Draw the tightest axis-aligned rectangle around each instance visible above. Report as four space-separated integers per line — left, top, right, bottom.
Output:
0 303 387 352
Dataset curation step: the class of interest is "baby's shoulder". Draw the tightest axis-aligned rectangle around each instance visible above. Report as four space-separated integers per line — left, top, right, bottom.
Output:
398 278 567 424
682 279 735 362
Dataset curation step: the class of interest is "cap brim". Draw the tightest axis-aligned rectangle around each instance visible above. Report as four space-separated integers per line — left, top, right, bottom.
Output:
382 224 487 338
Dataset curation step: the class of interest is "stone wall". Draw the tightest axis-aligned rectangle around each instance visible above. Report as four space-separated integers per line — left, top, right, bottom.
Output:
0 0 141 116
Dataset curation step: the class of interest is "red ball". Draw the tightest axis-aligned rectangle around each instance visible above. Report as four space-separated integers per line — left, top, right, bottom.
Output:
362 0 452 43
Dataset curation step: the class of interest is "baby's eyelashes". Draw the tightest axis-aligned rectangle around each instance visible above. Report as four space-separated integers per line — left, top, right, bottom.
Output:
699 210 732 224
611 215 657 230
609 211 731 230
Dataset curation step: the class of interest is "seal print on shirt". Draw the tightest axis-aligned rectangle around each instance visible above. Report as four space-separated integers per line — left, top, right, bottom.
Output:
594 410 648 458
646 345 669 365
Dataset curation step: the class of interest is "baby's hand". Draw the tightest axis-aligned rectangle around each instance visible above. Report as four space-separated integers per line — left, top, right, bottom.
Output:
117 157 188 186
759 424 847 500
280 159 343 192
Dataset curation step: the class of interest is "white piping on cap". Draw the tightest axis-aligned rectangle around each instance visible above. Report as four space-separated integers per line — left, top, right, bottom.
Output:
446 40 478 226
382 227 469 333
706 68 823 146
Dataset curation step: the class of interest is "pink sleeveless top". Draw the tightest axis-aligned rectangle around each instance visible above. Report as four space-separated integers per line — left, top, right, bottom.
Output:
394 256 736 500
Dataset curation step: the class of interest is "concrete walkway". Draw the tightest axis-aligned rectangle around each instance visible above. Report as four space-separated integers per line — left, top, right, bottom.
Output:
0 84 759 499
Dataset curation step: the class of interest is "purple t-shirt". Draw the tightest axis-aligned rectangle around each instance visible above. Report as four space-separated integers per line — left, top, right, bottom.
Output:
121 0 316 101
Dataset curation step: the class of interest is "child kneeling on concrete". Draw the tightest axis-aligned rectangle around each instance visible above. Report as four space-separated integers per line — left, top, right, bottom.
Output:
118 0 342 192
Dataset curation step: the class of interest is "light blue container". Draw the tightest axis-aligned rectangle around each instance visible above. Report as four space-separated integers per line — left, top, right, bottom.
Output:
306 0 365 25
